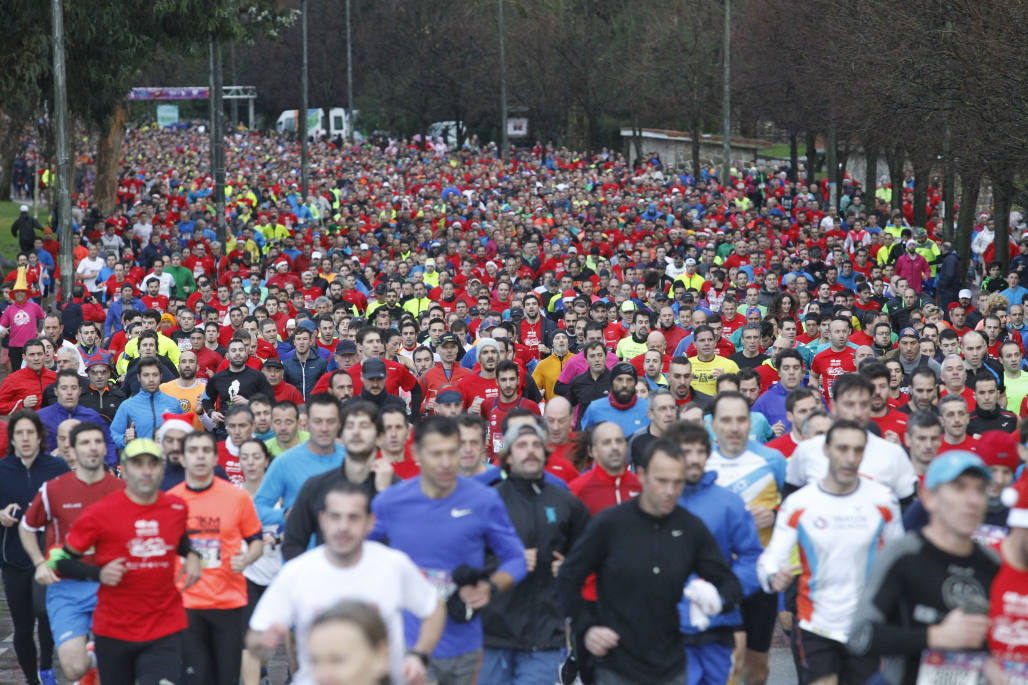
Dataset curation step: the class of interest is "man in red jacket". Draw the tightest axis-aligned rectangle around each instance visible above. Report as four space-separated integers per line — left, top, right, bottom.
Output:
569 421 640 514
0 338 55 413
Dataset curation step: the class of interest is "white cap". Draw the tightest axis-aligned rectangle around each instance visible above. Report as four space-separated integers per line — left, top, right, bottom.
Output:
958 289 972 299
311 251 322 259
360 243 370 250
19 205 28 212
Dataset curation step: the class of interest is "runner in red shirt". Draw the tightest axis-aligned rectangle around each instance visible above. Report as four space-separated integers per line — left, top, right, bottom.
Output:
482 361 541 458
377 405 420 479
458 338 502 413
810 318 856 404
937 395 978 454
990 476 1028 660
59 438 202 685
218 405 255 485
865 362 910 445
20 421 124 684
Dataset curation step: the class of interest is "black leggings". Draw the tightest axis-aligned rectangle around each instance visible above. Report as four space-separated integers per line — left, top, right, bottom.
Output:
8 346 24 372
2 564 53 684
183 607 245 685
95 631 184 685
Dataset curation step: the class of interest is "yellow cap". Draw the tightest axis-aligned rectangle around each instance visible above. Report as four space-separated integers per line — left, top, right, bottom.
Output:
122 438 166 462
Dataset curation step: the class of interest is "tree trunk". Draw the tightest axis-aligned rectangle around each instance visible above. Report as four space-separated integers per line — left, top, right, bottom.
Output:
0 115 21 203
804 132 817 184
993 176 1012 269
942 156 956 243
690 119 701 181
836 140 850 208
912 157 929 228
885 146 904 212
789 131 798 183
864 139 877 210
955 170 981 286
825 125 837 209
94 104 126 213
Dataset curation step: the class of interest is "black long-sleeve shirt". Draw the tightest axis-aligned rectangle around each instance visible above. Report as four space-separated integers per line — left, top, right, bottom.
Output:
847 530 999 685
556 498 742 682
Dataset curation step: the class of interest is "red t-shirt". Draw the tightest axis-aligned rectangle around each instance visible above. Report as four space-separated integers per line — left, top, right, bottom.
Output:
810 347 856 403
545 450 579 484
217 442 244 485
938 435 978 453
377 452 420 480
483 396 541 456
871 409 909 444
65 490 189 642
941 386 976 412
22 472 125 566
271 381 304 405
457 373 500 410
603 323 627 351
766 432 799 459
989 547 1028 658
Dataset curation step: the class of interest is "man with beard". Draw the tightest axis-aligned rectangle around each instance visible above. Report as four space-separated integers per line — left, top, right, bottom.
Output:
482 361 541 458
580 362 650 438
203 338 275 428
669 421 763 685
79 356 125 425
159 349 206 417
518 294 558 359
532 330 574 401
283 401 398 561
458 338 503 415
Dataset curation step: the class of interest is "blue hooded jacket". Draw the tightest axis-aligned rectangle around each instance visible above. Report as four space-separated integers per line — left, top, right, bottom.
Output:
677 470 763 634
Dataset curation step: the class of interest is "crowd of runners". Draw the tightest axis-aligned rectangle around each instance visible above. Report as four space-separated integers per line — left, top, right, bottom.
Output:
0 124 1026 685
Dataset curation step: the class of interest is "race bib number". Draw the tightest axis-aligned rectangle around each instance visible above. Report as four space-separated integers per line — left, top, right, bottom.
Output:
192 537 222 569
421 567 456 601
916 650 987 685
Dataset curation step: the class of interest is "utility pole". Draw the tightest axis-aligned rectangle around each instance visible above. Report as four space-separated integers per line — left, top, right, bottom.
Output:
229 42 239 127
209 39 226 244
52 0 73 304
300 0 309 198
721 0 731 184
346 0 355 144
498 0 508 160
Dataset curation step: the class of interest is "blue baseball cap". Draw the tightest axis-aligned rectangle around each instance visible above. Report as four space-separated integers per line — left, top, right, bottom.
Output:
924 451 991 490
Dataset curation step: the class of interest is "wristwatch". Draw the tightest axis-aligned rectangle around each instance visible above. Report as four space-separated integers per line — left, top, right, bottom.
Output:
407 649 430 667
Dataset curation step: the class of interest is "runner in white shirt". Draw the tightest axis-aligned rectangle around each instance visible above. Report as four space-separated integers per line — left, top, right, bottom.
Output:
760 419 903 685
140 257 176 298
74 242 105 295
246 481 445 685
787 373 918 504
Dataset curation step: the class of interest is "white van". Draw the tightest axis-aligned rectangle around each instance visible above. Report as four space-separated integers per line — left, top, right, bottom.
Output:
276 108 358 141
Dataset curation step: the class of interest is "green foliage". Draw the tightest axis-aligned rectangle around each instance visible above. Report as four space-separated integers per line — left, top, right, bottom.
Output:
0 0 295 128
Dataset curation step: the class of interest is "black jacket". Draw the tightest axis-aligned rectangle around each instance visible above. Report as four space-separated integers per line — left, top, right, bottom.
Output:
967 405 1017 435
482 474 590 651
556 498 742 683
79 381 127 424
11 214 43 251
0 454 70 570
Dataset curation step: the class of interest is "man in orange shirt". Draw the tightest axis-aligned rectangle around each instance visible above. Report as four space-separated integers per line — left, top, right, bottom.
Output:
170 431 263 683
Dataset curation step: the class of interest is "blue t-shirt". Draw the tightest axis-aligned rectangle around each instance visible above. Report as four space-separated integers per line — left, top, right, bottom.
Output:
370 477 527 658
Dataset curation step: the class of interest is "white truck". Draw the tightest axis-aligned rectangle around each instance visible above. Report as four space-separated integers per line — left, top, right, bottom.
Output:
275 107 359 141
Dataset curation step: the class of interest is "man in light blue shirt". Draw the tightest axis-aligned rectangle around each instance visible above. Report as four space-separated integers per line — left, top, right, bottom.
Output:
254 393 346 526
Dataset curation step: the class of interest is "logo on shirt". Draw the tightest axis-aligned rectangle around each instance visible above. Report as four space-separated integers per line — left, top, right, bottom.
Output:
450 508 472 518
135 519 159 537
671 529 683 537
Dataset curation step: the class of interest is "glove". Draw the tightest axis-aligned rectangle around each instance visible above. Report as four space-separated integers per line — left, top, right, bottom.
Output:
684 578 723 631
445 564 490 623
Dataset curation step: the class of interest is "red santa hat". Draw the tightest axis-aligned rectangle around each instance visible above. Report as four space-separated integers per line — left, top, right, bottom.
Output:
1001 474 1028 529
156 412 195 441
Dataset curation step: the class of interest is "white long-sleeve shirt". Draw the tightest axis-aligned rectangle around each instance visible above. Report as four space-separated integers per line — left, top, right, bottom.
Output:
758 479 902 642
